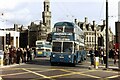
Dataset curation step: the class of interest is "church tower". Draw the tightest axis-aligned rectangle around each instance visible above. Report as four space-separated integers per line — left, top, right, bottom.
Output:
42 0 51 33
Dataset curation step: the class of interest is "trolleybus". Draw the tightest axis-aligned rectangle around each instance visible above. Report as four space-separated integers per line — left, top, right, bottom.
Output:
36 40 52 57
50 21 86 66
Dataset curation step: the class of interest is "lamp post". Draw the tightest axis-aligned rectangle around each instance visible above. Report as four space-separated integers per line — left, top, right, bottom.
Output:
95 28 96 51
106 0 109 69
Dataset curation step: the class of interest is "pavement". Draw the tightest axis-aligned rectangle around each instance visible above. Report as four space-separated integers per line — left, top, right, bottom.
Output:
0 63 25 69
81 60 120 71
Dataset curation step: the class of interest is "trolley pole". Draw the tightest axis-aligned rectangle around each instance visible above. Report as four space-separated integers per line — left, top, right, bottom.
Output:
106 0 109 69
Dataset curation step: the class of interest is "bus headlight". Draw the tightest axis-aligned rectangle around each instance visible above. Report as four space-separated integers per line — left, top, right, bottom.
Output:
68 55 71 58
53 54 55 57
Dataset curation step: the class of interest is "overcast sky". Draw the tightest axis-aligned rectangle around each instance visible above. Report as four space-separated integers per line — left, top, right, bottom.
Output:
0 0 119 34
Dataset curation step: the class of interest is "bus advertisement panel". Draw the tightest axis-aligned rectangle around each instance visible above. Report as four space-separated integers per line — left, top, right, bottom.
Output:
52 32 74 41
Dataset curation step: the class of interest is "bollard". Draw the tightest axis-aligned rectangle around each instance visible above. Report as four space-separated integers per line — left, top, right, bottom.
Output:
95 57 99 69
0 55 3 66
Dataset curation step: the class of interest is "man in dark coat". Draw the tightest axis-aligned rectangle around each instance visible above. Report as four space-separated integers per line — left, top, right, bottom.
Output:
89 48 95 68
16 48 23 64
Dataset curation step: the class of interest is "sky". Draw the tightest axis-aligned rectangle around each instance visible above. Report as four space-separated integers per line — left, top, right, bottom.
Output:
0 0 119 34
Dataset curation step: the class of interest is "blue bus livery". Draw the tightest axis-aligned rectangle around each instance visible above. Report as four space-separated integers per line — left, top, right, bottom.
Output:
50 22 86 66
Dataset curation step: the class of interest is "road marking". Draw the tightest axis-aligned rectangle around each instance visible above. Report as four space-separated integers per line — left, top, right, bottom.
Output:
0 69 56 77
22 68 53 80
0 71 29 77
106 75 120 79
76 72 101 78
0 77 2 80
50 72 76 78
50 69 101 79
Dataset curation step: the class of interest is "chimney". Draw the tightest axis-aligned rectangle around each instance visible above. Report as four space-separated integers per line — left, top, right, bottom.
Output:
85 17 88 23
31 22 34 26
93 20 95 26
74 19 77 24
93 21 96 30
103 20 106 25
14 24 18 31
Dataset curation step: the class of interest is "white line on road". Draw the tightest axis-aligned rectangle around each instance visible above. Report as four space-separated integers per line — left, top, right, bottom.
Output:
22 68 54 80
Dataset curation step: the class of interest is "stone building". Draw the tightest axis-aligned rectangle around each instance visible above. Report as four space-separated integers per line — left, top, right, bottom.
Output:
28 0 51 47
0 29 20 50
76 17 114 51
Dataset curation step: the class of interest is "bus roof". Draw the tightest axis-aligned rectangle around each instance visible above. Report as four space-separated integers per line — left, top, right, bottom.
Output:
54 22 74 28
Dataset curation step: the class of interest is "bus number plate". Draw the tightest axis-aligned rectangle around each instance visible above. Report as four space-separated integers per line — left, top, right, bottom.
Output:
38 52 42 54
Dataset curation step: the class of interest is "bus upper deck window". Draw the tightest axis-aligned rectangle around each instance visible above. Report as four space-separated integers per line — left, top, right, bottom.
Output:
64 27 73 33
56 27 63 32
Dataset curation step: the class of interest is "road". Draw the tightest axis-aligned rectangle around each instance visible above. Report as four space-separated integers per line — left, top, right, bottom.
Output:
0 57 120 80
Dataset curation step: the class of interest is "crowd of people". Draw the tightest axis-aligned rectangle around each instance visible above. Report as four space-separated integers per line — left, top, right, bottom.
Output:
88 48 119 69
3 46 36 65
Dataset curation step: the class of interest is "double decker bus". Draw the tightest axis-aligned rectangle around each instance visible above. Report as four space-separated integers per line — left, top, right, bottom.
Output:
50 21 86 66
36 40 52 57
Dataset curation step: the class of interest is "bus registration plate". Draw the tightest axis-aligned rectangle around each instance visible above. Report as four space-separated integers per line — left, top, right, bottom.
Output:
59 56 64 58
38 52 42 54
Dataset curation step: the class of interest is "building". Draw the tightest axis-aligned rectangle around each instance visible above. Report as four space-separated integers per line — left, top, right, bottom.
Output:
115 22 120 50
118 1 120 21
76 17 114 51
28 0 51 47
0 29 20 50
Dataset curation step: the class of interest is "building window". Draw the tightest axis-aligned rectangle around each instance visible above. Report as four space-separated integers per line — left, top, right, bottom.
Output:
89 37 91 42
92 37 94 42
47 5 49 11
87 37 88 42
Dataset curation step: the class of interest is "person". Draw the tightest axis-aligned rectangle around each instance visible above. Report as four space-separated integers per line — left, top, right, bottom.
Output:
114 49 119 64
99 49 104 65
4 47 9 65
27 48 32 62
65 48 72 52
33 48 36 59
81 48 86 61
8 48 13 65
13 47 17 64
23 48 27 63
16 48 23 64
89 48 95 69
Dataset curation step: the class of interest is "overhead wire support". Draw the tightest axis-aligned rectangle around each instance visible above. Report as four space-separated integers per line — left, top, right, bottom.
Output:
106 0 109 69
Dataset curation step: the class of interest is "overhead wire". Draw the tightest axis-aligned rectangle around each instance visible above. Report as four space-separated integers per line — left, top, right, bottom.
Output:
97 0 105 25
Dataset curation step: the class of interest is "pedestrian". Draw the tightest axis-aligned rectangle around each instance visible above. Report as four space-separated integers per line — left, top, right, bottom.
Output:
114 49 119 64
27 48 32 62
99 49 104 65
23 48 27 63
33 48 36 59
94 48 100 69
81 48 87 61
8 47 13 65
89 48 95 69
16 48 23 64
13 47 17 64
3 47 9 65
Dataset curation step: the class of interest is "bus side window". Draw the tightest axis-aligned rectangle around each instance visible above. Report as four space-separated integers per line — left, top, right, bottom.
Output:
46 49 50 52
